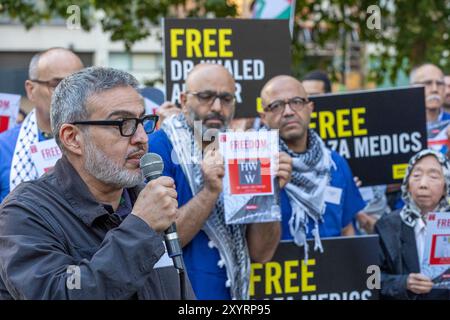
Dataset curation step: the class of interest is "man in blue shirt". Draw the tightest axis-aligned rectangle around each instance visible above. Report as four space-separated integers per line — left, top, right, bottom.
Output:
259 75 365 254
149 63 292 299
0 47 83 202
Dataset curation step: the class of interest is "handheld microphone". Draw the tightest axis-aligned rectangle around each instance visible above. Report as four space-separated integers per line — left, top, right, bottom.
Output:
140 153 184 271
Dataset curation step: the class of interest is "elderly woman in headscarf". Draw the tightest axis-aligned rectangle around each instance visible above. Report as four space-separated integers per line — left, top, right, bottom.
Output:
375 149 450 300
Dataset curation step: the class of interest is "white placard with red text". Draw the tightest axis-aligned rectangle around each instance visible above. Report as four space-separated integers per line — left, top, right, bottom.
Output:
427 120 450 155
0 93 20 133
218 130 281 224
30 139 62 176
144 98 160 115
219 130 278 197
422 212 450 288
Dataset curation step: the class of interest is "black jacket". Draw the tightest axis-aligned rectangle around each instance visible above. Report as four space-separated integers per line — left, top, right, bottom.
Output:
375 210 449 300
0 156 194 300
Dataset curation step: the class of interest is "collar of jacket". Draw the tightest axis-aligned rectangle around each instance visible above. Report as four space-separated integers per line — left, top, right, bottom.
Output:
53 155 144 227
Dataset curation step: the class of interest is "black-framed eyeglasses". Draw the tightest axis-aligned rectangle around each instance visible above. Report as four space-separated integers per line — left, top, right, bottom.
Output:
264 96 310 114
70 114 159 137
187 90 236 108
30 78 63 89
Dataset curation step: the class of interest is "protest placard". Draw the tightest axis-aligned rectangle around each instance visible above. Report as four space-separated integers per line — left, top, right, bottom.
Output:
219 130 280 224
30 139 62 176
309 87 427 185
427 119 450 155
0 93 20 133
250 235 380 300
163 18 291 118
422 212 450 289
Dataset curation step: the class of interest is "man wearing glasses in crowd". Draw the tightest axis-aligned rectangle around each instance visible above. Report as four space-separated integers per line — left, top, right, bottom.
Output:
148 63 292 299
410 63 450 125
0 67 194 299
0 47 84 202
410 63 450 160
259 75 365 256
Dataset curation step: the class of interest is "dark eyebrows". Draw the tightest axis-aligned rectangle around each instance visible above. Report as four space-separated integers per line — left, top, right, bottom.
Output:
106 110 145 119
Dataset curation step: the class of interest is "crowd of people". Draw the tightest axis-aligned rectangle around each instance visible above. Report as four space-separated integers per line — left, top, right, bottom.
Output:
0 47 449 300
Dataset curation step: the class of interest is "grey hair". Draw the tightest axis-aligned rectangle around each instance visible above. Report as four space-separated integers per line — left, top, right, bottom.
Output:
50 66 140 151
409 63 443 84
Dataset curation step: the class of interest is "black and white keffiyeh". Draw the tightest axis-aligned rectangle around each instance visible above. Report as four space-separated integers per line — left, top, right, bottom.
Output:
279 129 335 260
162 113 250 300
400 149 450 227
9 109 39 191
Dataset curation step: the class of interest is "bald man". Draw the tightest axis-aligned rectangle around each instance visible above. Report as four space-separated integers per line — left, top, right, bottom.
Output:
259 75 365 251
0 48 84 201
410 63 449 124
148 63 292 299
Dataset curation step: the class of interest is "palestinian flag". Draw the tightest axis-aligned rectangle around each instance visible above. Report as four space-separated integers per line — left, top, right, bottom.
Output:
252 0 294 19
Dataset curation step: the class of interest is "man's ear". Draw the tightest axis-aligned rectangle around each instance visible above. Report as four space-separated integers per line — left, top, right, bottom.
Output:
259 111 266 123
24 80 35 101
59 124 83 156
180 92 188 112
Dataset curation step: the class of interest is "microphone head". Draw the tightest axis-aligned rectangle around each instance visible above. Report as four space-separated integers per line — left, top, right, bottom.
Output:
140 153 164 180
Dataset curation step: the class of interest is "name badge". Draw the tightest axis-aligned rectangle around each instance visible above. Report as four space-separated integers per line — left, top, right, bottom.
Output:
324 186 342 205
30 138 62 176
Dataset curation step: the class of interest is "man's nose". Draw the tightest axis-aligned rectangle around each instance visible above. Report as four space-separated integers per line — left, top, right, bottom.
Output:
282 102 295 117
431 81 439 92
210 97 222 113
131 123 148 145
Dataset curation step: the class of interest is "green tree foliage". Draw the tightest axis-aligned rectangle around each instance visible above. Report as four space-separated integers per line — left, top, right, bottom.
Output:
292 0 450 84
2 1 449 84
0 0 237 49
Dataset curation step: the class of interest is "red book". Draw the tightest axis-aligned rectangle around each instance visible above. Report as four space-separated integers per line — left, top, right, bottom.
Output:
0 116 9 133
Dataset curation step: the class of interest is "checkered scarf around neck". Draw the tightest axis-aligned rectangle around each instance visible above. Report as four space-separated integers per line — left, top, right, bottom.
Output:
161 113 250 300
400 149 450 227
9 109 39 191
278 128 335 260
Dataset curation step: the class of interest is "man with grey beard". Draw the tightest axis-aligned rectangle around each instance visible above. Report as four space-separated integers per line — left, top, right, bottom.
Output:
0 67 194 300
148 63 292 300
410 63 450 125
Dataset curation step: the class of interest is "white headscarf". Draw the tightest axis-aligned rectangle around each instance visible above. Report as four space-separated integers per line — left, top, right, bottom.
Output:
400 149 450 227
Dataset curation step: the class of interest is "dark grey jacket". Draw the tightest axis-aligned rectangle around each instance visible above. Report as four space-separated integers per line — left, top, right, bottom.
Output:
375 210 449 300
0 156 194 300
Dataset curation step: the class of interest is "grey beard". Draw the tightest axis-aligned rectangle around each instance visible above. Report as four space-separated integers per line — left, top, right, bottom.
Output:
83 138 143 188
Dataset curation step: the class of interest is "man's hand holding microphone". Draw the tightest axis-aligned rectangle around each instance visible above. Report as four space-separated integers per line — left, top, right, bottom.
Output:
132 176 178 233
132 153 184 271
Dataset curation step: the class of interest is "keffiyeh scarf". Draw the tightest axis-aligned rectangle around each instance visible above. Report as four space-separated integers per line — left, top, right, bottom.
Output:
400 149 450 227
162 113 250 300
9 109 39 191
279 129 335 260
